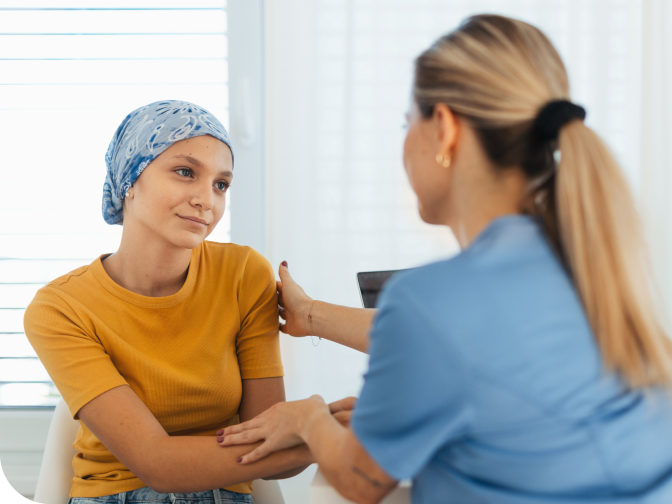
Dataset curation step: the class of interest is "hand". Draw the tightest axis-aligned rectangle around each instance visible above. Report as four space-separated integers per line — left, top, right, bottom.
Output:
277 262 314 337
219 395 330 464
330 396 357 428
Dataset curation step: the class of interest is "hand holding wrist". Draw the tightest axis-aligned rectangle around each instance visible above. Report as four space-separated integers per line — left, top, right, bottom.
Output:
300 395 332 442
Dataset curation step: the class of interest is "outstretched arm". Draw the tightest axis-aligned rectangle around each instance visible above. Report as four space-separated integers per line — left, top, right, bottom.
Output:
278 262 375 353
78 384 313 494
221 396 397 504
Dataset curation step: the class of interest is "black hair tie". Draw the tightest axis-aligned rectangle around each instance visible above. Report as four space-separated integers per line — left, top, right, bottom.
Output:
533 100 586 142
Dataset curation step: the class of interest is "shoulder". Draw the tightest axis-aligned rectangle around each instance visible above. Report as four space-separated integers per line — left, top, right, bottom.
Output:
46 264 92 290
27 264 93 310
367 260 473 374
381 215 558 310
201 241 274 281
24 266 95 333
378 251 477 313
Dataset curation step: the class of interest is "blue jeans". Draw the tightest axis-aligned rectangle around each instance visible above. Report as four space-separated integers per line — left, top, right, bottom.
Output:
67 486 254 504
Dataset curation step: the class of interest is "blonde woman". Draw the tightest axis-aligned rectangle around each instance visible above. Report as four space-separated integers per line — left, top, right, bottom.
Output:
219 15 672 504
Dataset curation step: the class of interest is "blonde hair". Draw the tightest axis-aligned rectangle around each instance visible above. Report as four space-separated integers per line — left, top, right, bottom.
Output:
414 14 672 388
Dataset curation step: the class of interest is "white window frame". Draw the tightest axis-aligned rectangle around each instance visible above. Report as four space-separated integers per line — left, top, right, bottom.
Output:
228 0 267 254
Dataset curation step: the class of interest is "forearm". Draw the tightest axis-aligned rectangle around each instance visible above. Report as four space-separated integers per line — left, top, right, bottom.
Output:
263 465 311 480
305 415 351 488
151 435 312 493
310 301 376 353
304 412 395 504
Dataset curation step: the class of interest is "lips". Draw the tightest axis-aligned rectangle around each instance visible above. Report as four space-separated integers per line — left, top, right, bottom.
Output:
178 215 208 226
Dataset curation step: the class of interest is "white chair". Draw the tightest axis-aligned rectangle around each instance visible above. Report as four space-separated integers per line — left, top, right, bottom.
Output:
33 399 284 504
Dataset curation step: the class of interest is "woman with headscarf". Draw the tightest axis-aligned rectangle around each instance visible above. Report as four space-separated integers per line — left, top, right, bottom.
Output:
219 15 672 504
23 100 313 504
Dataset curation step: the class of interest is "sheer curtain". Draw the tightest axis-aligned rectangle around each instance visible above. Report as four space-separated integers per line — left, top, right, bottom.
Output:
266 0 643 402
641 0 672 322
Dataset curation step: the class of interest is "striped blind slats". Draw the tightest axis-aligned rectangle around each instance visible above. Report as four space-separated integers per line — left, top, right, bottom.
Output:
0 60 227 84
0 285 46 308
0 359 50 382
0 310 26 333
0 335 38 358
0 234 124 260
0 2 225 9
0 260 91 283
0 35 228 59
0 10 226 34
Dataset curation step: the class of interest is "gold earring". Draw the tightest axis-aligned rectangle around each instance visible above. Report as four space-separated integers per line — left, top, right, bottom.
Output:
436 153 451 168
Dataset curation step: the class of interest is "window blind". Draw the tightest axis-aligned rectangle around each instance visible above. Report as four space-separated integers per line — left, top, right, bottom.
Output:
0 1 230 408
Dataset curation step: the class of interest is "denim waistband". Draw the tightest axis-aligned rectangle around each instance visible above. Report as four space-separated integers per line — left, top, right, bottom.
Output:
68 486 254 504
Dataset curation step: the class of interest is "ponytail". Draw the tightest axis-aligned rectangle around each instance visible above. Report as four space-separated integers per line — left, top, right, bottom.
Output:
414 14 672 388
555 121 672 387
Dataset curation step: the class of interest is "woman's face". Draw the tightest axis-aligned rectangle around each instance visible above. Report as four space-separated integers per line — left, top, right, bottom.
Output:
402 101 454 225
123 134 233 250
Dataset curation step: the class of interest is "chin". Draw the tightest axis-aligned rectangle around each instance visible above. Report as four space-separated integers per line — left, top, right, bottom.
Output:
417 204 440 225
167 231 206 250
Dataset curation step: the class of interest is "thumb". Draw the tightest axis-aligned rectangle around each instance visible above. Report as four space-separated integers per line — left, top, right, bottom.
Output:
278 261 293 284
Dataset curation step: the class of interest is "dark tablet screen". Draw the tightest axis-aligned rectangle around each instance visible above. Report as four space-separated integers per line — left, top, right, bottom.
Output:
357 270 405 308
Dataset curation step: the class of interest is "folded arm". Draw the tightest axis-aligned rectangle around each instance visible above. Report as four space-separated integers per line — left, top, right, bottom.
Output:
78 382 313 494
237 377 309 480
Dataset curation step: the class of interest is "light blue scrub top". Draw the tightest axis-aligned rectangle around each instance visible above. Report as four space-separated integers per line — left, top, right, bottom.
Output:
351 215 672 504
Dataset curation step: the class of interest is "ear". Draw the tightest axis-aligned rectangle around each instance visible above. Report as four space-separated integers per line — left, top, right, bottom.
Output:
433 103 459 157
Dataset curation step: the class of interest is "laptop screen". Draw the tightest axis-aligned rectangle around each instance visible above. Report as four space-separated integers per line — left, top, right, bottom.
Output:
356 270 405 308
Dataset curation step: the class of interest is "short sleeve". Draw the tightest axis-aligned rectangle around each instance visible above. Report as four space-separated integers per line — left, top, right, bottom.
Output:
351 278 472 481
236 248 283 380
23 289 129 420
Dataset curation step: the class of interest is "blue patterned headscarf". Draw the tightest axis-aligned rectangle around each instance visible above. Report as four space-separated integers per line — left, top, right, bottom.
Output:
102 100 233 225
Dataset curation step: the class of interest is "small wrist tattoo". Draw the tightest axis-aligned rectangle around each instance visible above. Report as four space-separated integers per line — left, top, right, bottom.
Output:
351 465 394 489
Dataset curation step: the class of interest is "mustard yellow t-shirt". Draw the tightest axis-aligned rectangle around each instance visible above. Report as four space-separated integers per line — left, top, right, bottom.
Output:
23 241 283 498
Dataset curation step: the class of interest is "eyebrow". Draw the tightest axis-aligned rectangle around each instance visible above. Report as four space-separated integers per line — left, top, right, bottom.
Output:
171 154 232 177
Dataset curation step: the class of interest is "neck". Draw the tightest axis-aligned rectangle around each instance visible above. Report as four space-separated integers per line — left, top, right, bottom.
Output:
453 207 521 249
102 224 193 297
449 166 527 249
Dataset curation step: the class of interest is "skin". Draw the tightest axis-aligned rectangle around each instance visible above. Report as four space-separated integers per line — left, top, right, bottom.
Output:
221 103 529 504
78 134 312 493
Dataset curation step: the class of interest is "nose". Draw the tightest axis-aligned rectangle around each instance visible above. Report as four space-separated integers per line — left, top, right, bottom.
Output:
190 181 215 211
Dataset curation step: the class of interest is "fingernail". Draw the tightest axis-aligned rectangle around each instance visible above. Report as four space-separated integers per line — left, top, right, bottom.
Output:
236 457 243 463
281 261 288 267
217 437 224 443
216 430 223 435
